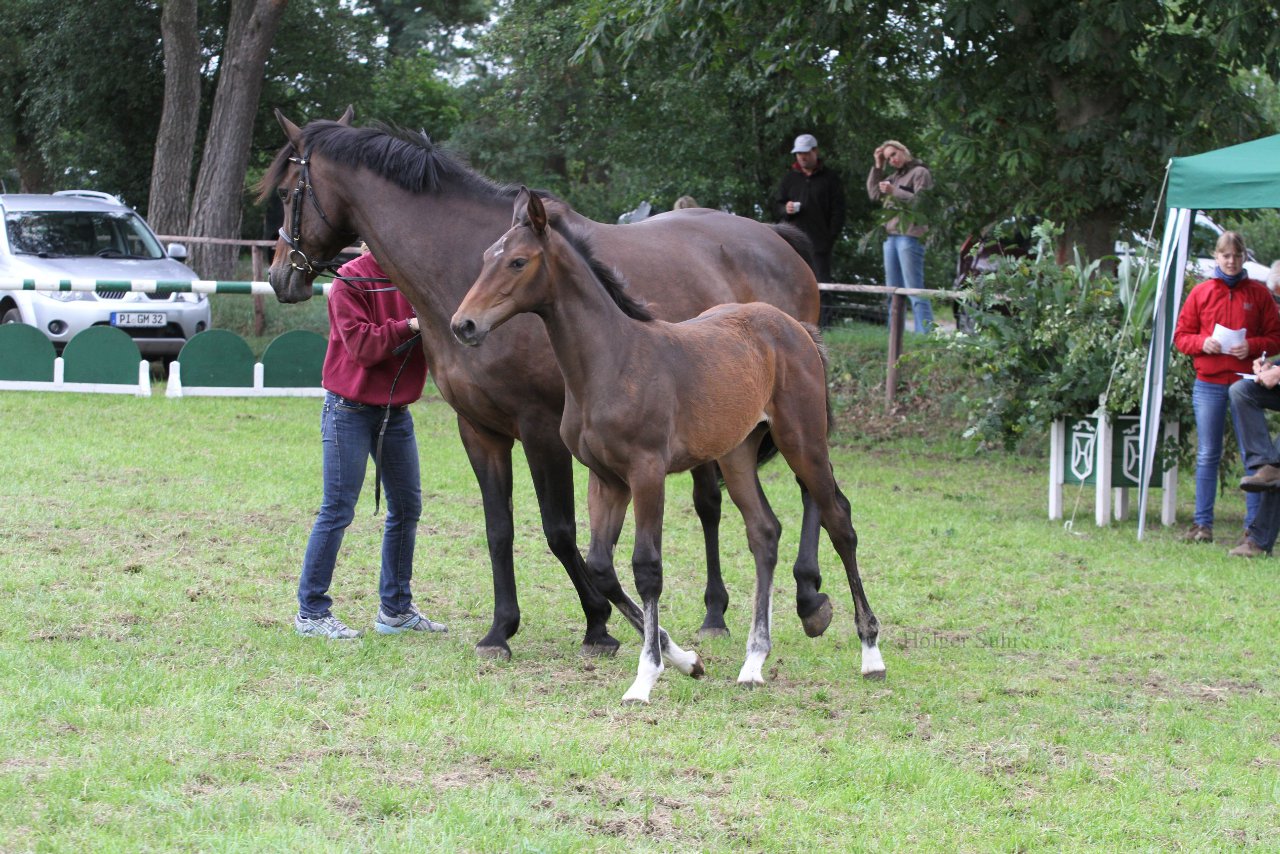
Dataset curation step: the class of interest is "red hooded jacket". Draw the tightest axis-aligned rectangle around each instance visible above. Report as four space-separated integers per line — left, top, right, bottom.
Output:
1173 276 1280 385
321 252 427 406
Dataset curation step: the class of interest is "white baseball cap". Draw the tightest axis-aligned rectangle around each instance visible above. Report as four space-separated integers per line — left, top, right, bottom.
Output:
792 134 819 153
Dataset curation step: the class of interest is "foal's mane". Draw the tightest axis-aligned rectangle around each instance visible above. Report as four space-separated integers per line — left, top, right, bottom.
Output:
259 120 514 202
560 227 653 322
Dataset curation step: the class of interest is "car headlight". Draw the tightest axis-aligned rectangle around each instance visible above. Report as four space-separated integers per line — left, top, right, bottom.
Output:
42 291 92 302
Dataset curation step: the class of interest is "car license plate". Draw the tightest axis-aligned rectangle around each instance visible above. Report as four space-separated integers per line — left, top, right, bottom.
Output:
111 312 167 328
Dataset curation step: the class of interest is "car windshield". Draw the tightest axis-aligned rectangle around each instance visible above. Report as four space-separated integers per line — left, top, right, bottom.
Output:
4 210 164 260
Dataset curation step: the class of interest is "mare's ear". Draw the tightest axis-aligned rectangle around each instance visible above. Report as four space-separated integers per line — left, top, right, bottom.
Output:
337 105 355 126
274 108 303 151
526 190 548 237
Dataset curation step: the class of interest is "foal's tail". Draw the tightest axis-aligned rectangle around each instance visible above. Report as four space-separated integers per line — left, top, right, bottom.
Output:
801 321 834 437
745 321 829 479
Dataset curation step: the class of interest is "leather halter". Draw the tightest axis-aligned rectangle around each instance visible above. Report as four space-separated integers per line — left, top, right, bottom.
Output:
277 150 348 275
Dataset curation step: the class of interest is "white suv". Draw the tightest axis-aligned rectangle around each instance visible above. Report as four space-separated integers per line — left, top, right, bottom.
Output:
0 191 210 357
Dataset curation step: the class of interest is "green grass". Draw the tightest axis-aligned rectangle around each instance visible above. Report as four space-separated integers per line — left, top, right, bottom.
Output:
1 383 1277 851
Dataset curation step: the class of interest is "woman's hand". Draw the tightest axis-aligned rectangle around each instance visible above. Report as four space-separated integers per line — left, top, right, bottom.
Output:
874 146 885 168
408 317 419 333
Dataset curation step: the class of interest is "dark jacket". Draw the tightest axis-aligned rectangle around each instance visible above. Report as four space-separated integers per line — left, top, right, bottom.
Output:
772 162 846 254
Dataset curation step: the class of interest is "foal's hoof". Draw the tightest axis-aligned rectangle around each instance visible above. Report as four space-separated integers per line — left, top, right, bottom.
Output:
696 624 730 640
581 635 621 657
690 654 706 680
861 669 887 681
801 594 833 638
474 642 512 661
620 696 650 706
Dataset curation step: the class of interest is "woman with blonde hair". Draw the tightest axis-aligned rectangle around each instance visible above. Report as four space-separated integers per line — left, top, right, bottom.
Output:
868 139 935 333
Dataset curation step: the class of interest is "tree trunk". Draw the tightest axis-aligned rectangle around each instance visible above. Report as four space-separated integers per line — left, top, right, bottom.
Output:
187 0 288 280
147 0 202 236
13 121 51 193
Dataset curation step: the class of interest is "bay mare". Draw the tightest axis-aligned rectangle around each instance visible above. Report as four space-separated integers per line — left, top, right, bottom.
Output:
451 189 883 703
263 108 832 660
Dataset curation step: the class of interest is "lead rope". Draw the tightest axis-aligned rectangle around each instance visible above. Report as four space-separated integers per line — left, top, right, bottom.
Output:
372 328 423 514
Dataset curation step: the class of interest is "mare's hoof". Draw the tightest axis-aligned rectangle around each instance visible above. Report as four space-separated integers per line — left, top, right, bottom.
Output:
861 669 887 681
475 643 512 661
696 624 730 640
801 595 833 638
581 636 621 657
620 697 650 706
736 678 765 689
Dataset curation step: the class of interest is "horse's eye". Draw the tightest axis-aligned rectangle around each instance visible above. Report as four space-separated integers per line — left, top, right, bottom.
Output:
510 258 527 270
276 188 288 204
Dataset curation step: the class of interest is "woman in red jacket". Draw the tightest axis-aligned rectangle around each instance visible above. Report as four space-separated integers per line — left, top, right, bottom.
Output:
293 245 446 639
1174 231 1280 544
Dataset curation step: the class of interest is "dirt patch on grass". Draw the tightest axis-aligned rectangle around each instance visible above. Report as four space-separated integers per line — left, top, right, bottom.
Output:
1105 672 1265 703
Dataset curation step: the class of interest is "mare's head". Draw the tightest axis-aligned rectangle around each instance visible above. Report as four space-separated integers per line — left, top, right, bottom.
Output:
261 106 360 303
451 187 552 346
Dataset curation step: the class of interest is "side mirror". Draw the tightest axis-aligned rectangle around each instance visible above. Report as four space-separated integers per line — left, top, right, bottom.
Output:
166 242 189 261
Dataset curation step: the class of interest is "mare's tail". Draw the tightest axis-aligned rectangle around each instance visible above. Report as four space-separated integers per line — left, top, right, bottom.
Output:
769 222 816 271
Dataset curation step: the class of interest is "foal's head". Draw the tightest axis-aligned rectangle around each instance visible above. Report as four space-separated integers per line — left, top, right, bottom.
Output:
451 188 651 347
450 187 552 346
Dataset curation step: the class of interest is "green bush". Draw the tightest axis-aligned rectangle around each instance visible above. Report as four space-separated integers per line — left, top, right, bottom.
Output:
944 221 1193 459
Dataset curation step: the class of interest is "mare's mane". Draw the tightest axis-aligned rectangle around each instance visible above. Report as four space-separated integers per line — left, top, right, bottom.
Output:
560 227 653 322
260 120 514 202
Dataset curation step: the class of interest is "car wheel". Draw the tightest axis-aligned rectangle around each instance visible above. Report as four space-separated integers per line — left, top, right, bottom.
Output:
1 307 22 325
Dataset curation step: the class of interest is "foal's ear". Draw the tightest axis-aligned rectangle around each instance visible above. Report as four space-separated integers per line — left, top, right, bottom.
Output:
513 186 548 236
337 105 355 126
274 108 304 151
526 189 548 237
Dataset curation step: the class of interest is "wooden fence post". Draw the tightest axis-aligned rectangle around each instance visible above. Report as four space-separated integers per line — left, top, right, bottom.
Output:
885 291 905 407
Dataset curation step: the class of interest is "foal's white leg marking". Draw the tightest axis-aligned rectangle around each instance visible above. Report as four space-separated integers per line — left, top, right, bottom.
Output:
622 601 664 704
736 571 774 687
861 640 886 678
622 651 663 705
661 634 702 676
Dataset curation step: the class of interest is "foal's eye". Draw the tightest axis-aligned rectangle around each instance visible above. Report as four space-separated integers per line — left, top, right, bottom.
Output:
510 258 527 270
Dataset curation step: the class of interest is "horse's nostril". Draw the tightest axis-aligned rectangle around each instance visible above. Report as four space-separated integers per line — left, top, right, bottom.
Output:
452 318 479 345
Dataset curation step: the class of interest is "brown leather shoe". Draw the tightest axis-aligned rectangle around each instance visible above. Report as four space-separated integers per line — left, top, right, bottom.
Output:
1229 538 1268 558
1240 464 1280 492
1181 524 1214 543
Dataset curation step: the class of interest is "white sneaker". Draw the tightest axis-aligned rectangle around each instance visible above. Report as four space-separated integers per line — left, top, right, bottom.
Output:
295 612 361 639
375 604 447 635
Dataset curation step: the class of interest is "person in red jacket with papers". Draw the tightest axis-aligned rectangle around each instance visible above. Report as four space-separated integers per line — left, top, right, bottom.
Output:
1173 231 1280 546
293 244 446 639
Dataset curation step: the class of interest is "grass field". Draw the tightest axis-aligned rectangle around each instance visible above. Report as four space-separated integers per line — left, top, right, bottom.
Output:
1 373 1278 850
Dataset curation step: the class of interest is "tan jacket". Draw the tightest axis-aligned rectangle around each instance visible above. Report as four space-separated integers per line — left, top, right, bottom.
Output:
867 160 933 238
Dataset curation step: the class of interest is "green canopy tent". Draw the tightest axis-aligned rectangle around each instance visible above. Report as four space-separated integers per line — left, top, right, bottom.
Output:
1138 134 1280 538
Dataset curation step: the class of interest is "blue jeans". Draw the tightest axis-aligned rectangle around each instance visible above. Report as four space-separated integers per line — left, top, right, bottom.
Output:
1229 378 1280 550
1191 379 1257 530
298 392 422 618
883 235 933 334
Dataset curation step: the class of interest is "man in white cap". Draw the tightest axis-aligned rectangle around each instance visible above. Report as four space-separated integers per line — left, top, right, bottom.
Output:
772 133 846 290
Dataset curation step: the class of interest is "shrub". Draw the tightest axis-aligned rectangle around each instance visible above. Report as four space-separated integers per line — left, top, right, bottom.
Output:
944 221 1193 459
